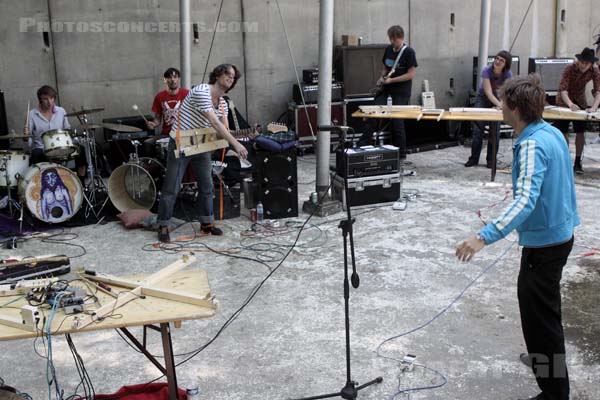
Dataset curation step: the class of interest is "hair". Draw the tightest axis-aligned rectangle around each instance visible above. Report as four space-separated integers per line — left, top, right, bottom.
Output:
208 64 241 93
387 25 405 39
496 50 512 72
499 74 545 124
37 85 57 101
163 67 181 78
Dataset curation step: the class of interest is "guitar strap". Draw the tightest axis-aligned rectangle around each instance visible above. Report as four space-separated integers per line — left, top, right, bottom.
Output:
387 44 407 78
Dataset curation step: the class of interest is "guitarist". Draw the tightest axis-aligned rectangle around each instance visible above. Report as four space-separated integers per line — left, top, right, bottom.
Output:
357 25 418 160
156 64 248 242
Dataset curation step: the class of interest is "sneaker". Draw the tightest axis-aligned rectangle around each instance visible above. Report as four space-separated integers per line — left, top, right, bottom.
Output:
592 136 600 144
158 226 170 243
574 163 584 175
201 224 223 236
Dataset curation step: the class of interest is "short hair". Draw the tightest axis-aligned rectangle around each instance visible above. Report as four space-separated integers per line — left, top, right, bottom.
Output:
496 50 512 72
37 85 57 100
164 67 181 78
387 25 404 39
208 64 241 93
500 74 545 124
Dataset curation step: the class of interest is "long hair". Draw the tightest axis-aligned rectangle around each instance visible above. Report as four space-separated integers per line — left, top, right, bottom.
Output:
496 50 512 72
208 64 241 93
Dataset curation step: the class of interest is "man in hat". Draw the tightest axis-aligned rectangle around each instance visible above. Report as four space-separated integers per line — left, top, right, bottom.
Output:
555 47 600 174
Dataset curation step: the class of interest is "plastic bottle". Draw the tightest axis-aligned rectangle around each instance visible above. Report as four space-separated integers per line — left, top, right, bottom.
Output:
256 201 264 222
185 376 200 398
387 95 393 106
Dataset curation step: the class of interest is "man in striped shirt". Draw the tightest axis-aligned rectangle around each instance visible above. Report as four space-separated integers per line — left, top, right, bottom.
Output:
456 75 579 400
157 64 248 242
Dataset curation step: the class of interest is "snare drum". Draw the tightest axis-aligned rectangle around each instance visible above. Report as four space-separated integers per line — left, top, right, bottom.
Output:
19 163 83 223
42 129 78 160
108 158 165 212
0 150 30 187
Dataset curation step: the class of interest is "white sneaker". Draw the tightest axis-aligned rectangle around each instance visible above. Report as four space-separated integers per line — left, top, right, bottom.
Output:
592 136 600 144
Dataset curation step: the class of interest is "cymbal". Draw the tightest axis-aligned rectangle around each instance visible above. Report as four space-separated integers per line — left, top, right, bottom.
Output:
66 107 105 117
101 122 143 133
75 124 103 130
0 133 30 139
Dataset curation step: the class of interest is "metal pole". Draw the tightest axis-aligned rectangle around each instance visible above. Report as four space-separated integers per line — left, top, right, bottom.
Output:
180 0 192 89
554 0 568 57
316 0 334 198
477 0 491 84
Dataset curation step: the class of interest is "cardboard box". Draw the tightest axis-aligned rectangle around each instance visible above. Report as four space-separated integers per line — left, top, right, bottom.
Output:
342 35 359 46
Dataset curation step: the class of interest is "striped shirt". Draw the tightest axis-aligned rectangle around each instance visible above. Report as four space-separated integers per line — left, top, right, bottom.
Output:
171 83 228 133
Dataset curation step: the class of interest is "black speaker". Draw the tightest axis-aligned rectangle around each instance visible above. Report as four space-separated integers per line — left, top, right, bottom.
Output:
334 44 388 98
254 149 298 219
473 56 521 91
528 58 573 94
0 91 9 150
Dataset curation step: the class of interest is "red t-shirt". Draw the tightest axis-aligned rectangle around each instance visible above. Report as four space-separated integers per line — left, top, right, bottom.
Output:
151 88 190 135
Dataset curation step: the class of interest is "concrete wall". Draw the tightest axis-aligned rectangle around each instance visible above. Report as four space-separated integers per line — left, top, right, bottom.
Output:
1 0 598 134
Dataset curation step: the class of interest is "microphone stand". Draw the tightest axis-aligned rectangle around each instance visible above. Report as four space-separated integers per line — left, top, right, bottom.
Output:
292 126 382 400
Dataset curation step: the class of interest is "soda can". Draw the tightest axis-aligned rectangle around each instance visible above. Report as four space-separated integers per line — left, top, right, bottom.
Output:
250 208 257 222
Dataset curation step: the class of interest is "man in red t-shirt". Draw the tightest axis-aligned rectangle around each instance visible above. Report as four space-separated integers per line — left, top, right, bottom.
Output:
143 67 190 158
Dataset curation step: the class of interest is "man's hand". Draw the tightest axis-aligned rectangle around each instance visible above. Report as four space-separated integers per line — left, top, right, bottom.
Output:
569 103 580 111
233 142 248 159
23 125 30 136
146 120 157 129
455 234 486 262
587 106 598 113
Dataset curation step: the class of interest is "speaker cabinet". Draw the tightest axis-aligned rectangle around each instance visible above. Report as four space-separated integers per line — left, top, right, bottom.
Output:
254 149 298 219
334 44 388 98
528 58 573 95
473 56 521 91
0 91 8 150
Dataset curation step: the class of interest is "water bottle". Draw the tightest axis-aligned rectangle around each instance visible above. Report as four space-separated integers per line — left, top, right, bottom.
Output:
185 376 200 398
387 95 393 106
256 201 264 222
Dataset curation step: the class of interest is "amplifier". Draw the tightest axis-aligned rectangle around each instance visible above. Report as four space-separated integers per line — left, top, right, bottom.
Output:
110 131 150 141
528 58 573 94
332 172 401 210
289 101 346 148
335 145 399 178
293 82 344 104
302 68 336 84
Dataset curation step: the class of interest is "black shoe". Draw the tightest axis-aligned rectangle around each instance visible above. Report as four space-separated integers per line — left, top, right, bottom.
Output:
486 161 494 169
519 352 532 367
158 226 170 243
518 393 543 400
464 159 477 167
574 163 583 175
201 224 223 236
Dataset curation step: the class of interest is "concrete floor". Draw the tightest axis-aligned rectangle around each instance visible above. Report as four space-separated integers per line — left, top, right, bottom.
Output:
1 133 599 400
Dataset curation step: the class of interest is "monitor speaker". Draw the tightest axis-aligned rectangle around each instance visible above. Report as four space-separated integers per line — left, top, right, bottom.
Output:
254 149 298 219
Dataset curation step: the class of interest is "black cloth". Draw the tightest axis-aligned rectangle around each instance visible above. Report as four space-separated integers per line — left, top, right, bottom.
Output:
381 45 418 97
518 236 573 400
553 119 587 135
467 93 500 165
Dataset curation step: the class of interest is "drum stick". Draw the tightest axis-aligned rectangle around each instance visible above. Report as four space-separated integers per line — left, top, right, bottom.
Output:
132 104 149 124
24 100 30 133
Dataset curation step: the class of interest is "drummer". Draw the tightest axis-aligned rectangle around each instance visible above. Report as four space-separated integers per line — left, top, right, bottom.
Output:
24 85 86 182
24 85 70 164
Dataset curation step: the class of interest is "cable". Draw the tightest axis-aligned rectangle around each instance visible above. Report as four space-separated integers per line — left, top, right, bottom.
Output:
201 0 226 84
509 0 535 53
390 363 447 400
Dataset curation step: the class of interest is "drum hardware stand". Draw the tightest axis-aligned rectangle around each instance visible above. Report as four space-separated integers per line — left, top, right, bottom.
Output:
77 115 109 219
291 125 382 400
211 161 236 204
1 160 26 248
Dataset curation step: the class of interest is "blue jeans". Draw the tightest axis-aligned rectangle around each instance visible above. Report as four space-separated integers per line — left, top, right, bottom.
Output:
468 94 500 165
157 139 214 226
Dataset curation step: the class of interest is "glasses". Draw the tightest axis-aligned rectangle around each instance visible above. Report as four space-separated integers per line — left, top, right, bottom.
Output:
494 57 506 63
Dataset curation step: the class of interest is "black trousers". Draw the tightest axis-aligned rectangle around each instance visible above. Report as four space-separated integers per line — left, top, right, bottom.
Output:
518 236 573 400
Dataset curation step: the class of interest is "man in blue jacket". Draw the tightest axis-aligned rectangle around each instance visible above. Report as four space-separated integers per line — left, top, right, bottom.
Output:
456 74 579 400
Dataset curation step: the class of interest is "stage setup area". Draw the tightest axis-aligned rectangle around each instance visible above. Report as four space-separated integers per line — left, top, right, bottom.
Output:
1 135 600 400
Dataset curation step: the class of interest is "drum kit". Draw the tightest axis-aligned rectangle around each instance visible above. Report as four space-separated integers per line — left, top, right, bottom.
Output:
0 106 162 226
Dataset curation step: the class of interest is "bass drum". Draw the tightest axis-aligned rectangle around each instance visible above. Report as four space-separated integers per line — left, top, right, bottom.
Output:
108 158 165 212
19 163 83 223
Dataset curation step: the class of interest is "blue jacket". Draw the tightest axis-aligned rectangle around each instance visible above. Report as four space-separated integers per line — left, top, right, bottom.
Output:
479 120 579 247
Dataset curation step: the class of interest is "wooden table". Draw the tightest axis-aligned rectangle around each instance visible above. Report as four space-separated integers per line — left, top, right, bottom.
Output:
0 268 216 400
